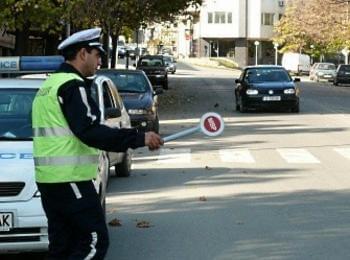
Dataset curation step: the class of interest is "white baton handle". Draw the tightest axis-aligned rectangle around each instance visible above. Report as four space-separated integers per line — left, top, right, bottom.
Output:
163 125 201 143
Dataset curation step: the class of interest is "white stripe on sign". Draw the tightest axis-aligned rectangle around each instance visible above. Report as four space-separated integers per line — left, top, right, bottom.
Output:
334 148 350 160
157 148 191 164
219 149 255 163
277 149 320 164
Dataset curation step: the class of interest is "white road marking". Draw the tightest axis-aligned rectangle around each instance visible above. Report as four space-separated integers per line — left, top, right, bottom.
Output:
334 148 350 160
157 148 191 164
219 149 255 163
277 148 320 164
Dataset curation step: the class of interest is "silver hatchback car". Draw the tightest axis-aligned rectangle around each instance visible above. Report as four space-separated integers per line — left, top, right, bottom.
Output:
309 62 337 82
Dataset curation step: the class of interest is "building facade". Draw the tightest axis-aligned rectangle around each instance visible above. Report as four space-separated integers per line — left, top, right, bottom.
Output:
178 0 286 66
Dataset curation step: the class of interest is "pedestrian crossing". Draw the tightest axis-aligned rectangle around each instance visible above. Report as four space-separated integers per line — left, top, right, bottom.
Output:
152 147 350 165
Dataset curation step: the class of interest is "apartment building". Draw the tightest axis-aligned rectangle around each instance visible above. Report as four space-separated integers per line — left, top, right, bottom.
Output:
179 0 286 66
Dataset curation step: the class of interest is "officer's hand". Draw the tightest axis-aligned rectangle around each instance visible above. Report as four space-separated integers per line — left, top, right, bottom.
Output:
145 132 163 151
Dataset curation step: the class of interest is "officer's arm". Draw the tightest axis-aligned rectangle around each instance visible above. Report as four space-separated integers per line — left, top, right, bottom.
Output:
58 80 145 152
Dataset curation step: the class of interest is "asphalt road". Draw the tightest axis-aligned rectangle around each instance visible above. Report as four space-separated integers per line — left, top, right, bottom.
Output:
105 62 350 260
4 62 350 259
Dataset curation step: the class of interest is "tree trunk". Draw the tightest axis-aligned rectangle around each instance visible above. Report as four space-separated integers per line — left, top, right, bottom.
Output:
101 25 111 68
111 34 119 68
45 34 60 55
14 27 29 55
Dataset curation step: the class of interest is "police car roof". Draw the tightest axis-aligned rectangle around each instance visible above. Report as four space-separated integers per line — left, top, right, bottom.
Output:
0 78 44 89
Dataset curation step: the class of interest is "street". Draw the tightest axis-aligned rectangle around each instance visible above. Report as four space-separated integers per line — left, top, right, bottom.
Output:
104 62 350 260
4 61 350 260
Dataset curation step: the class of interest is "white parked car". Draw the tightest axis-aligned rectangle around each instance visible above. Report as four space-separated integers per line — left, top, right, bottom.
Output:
0 73 130 253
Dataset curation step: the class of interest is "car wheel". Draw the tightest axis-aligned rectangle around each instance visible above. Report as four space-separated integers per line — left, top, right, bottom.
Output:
171 71 175 74
163 80 168 90
239 98 247 112
333 81 338 86
153 115 160 133
291 103 300 113
235 97 240 111
115 149 132 177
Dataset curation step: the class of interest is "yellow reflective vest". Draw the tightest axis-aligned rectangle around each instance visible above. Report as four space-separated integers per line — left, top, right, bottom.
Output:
32 73 99 183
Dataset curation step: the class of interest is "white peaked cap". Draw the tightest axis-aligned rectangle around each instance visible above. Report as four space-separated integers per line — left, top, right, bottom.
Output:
58 28 105 53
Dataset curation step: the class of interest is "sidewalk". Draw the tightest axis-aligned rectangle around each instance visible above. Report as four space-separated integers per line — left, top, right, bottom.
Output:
182 57 242 77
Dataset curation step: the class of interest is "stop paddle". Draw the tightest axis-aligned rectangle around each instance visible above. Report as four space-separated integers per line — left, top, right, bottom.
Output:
163 112 224 143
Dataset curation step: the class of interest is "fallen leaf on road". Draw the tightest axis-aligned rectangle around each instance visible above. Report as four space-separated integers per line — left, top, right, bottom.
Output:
214 103 219 108
236 221 244 225
136 220 152 228
108 218 122 227
199 196 207 201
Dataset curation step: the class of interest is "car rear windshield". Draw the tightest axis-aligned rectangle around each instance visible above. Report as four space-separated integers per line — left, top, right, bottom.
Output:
107 73 148 93
318 64 336 70
138 58 163 67
245 68 291 83
0 89 37 140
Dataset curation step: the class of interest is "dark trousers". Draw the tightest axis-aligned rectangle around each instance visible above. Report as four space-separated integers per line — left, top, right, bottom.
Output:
37 181 109 260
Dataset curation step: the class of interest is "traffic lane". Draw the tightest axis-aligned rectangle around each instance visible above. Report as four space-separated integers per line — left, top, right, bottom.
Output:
105 64 350 259
1 252 46 260
297 79 350 114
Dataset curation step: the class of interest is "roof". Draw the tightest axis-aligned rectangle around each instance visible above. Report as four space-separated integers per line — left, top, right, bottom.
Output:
97 69 145 74
244 65 284 69
0 78 44 89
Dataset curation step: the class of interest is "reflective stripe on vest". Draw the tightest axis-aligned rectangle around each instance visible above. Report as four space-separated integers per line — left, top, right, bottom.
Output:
33 126 73 137
34 154 99 166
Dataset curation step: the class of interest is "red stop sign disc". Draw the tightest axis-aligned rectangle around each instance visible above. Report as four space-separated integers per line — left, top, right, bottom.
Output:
200 112 224 137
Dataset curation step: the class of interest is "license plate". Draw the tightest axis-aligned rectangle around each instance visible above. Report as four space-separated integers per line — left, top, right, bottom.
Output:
263 96 281 101
324 75 332 78
0 213 13 231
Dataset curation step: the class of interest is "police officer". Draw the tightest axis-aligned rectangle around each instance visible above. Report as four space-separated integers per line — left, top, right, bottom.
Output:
32 28 163 259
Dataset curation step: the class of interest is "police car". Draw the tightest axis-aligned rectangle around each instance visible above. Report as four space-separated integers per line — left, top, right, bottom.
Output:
0 56 131 253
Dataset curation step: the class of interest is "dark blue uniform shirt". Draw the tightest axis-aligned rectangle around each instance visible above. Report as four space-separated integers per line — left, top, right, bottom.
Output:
56 62 145 152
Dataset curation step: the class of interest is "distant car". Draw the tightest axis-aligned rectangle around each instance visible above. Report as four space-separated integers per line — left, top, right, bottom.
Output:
235 65 300 113
333 64 350 86
309 62 336 82
163 55 176 74
97 69 163 133
117 46 126 58
136 55 168 89
0 75 118 253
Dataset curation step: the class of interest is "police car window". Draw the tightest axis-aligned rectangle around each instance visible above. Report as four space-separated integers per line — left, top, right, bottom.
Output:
102 82 114 109
0 89 36 140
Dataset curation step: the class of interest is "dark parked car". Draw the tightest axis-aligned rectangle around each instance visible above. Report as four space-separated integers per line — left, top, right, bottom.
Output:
333 64 350 86
235 65 300 112
136 55 168 89
97 69 162 133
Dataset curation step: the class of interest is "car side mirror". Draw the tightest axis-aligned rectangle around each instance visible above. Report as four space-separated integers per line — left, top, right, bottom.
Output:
294 78 301 82
154 88 163 95
105 107 121 119
235 79 241 84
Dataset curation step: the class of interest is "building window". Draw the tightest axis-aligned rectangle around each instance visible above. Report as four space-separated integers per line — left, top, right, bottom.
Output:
278 13 283 20
208 12 213 23
227 12 232 23
261 13 275 26
215 12 226 23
